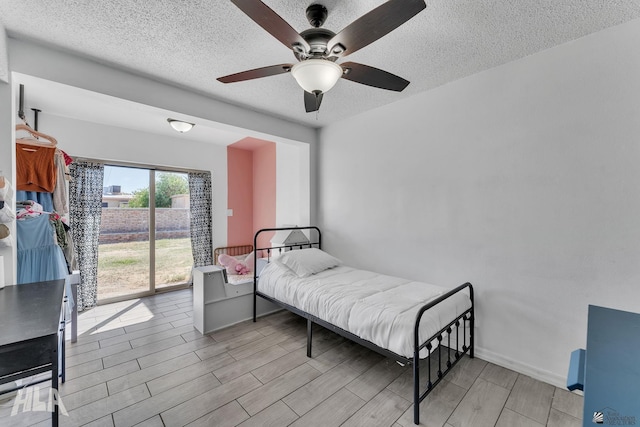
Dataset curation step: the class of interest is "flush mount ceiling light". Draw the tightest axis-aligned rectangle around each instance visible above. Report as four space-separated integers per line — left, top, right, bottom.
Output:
290 59 343 94
167 118 195 133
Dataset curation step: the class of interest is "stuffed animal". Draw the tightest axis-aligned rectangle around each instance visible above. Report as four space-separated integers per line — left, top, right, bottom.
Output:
218 252 254 275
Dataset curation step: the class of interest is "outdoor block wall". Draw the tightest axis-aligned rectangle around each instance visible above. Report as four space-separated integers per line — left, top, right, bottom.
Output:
99 208 190 244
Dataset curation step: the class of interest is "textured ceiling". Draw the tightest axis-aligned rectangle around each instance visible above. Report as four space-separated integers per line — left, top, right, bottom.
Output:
1 0 639 129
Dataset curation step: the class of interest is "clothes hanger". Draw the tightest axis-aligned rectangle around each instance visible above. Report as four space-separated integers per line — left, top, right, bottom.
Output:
15 123 58 147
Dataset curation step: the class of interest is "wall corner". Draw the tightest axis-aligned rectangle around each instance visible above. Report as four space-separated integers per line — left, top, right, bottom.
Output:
0 23 9 83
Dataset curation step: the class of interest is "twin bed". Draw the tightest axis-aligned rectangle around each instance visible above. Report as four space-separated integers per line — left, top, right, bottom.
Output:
218 227 474 425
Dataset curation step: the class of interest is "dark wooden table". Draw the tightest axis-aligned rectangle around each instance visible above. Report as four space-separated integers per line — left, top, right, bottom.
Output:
0 280 66 426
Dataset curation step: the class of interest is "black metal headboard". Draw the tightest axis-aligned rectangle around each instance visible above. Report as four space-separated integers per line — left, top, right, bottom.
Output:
253 226 321 266
252 226 322 321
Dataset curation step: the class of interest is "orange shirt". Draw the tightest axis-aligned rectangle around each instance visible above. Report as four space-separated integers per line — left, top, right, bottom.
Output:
16 143 57 193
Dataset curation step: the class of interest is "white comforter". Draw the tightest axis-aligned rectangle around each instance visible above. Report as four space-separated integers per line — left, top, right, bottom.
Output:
258 263 471 359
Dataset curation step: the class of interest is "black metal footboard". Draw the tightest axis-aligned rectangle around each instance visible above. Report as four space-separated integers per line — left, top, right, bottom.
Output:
252 227 475 426
413 282 474 424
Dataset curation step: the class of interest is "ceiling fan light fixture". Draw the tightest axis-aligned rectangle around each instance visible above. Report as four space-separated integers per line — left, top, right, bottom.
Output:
291 59 343 94
167 118 195 133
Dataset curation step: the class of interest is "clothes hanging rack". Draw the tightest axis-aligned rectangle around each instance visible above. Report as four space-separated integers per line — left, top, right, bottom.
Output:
31 108 41 131
15 86 57 147
17 84 43 131
18 84 25 122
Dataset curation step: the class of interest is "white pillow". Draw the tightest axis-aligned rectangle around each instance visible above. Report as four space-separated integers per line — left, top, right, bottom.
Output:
277 248 340 278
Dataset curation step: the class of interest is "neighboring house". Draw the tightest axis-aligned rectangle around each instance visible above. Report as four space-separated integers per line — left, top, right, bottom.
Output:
101 194 133 208
170 194 189 209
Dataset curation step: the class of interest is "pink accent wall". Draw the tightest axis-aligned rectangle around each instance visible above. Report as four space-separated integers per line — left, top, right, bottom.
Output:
227 138 276 249
227 146 253 246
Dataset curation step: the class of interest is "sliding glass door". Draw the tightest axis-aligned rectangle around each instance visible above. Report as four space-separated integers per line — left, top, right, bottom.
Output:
97 165 193 302
153 171 193 290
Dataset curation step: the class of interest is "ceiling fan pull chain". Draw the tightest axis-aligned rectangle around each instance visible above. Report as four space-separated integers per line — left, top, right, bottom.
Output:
315 90 321 119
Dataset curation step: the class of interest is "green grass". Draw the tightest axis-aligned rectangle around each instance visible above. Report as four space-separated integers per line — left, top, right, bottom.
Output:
105 258 139 267
98 238 193 300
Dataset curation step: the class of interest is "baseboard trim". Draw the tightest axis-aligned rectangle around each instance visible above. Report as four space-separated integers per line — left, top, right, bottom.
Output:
474 346 568 389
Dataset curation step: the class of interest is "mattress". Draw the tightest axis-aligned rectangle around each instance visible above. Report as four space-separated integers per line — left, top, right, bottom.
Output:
258 262 471 358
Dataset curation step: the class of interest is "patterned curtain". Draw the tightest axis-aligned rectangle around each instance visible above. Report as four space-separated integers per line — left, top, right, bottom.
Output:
188 171 213 267
69 161 104 311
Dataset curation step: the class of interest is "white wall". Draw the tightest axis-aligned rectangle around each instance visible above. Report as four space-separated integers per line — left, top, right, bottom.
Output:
276 141 311 228
318 18 640 386
0 23 8 83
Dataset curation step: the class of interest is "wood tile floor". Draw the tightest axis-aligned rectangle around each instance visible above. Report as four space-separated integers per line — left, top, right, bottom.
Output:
0 288 583 426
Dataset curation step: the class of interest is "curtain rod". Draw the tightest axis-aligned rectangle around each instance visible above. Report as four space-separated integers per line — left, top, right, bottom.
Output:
72 157 209 175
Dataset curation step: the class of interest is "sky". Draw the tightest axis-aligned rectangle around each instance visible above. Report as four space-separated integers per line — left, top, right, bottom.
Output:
103 165 189 194
103 165 152 194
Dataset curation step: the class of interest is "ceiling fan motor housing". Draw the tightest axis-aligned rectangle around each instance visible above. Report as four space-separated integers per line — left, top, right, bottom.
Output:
306 4 328 27
297 28 336 60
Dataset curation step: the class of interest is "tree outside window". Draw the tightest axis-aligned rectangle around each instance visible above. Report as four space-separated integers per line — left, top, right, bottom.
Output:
128 173 188 208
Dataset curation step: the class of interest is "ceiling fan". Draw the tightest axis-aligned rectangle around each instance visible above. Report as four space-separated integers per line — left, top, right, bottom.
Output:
217 0 427 113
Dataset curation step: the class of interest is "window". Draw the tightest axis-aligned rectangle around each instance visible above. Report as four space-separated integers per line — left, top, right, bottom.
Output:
97 165 193 302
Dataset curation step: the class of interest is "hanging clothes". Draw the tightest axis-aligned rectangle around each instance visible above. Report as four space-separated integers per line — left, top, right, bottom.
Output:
15 191 54 212
15 123 75 315
16 143 57 193
53 150 69 214
16 214 74 308
62 223 78 273
17 213 68 282
59 149 73 167
0 176 12 201
16 201 46 219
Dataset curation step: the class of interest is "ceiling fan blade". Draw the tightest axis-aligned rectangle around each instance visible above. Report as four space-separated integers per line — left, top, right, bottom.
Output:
217 64 293 83
231 0 310 52
327 0 426 58
340 62 410 92
304 91 323 113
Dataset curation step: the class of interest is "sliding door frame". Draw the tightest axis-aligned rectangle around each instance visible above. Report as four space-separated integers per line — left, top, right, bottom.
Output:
76 157 205 305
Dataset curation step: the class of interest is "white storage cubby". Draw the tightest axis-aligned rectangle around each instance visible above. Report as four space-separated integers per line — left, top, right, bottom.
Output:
192 265 280 334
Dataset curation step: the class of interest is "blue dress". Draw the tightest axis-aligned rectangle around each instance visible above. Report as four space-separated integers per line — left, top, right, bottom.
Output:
17 214 74 310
